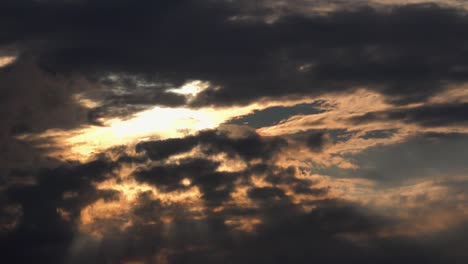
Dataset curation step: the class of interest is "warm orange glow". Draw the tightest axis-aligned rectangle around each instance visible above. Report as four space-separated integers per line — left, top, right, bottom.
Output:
20 93 315 161
225 217 262 232
181 178 192 187
0 56 16 68
166 80 210 99
79 182 205 237
13 85 468 240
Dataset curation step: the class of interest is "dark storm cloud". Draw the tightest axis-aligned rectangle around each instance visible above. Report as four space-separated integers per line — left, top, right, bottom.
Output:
136 158 220 192
93 197 467 264
252 164 329 196
195 130 287 161
133 127 328 211
360 129 399 139
136 136 199 161
247 186 286 200
1 1 468 110
221 201 464 264
0 157 119 264
0 61 89 137
350 102 468 127
137 129 287 162
136 142 327 207
0 60 94 180
133 127 331 215
1 128 467 263
292 184 329 196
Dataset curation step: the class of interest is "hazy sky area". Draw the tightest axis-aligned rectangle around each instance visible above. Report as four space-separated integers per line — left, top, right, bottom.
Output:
1 1 468 263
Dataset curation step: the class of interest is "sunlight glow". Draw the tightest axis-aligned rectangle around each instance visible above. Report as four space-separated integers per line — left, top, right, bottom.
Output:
80 171 204 237
0 56 16 68
181 178 192 187
64 106 244 159
25 96 315 161
166 80 210 97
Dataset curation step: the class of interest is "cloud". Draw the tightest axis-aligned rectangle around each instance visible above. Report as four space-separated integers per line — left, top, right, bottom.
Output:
1 157 119 263
320 132 468 183
137 129 287 162
2 127 468 263
350 102 468 127
2 1 468 110
228 102 325 128
1 1 468 263
0 60 96 180
305 132 330 152
134 128 288 206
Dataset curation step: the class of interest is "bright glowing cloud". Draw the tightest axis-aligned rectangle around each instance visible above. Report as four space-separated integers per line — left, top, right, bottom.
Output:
166 80 210 98
0 56 16 68
21 95 315 160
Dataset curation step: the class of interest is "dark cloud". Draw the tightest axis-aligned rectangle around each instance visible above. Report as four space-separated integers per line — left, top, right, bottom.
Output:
84 197 467 264
85 74 187 124
305 132 329 152
351 102 468 127
136 158 220 193
195 130 287 161
0 60 94 180
1 1 468 110
0 157 119 264
292 185 329 196
247 186 286 201
0 60 89 135
136 131 326 206
223 201 456 264
360 129 399 139
136 136 199 161
256 165 329 196
137 129 287 162
135 128 289 205
1 128 468 263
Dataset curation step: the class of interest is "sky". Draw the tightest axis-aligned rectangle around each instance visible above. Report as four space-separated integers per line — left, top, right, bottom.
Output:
1 0 468 263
